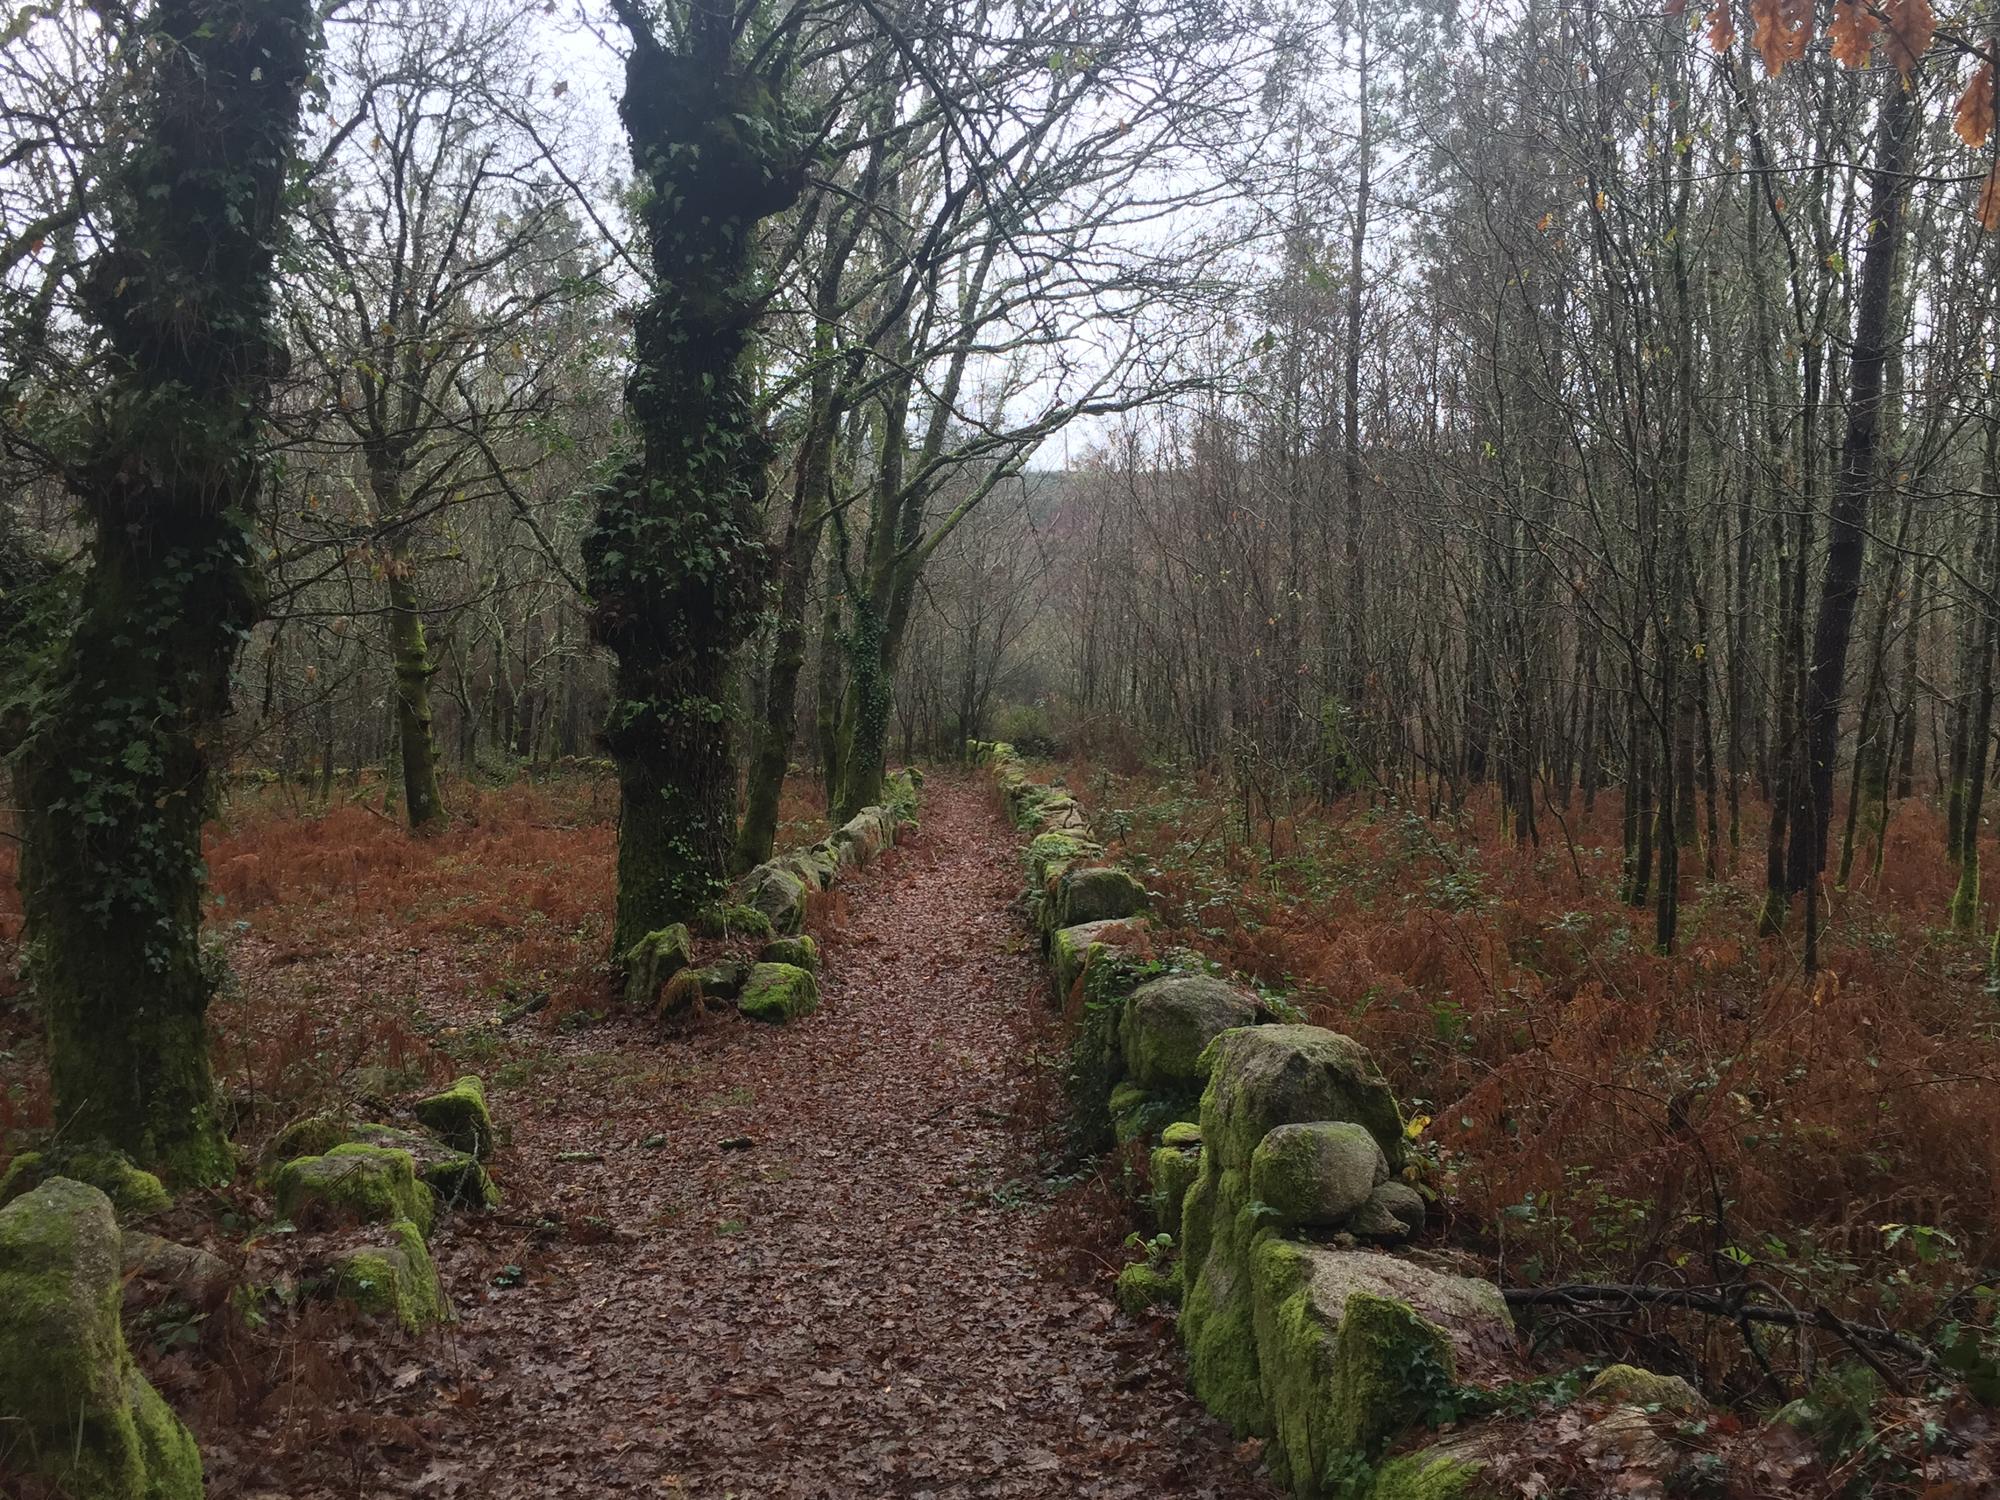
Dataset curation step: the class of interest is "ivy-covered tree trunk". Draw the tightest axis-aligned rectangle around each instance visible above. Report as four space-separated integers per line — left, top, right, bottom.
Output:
384 538 445 833
587 0 805 953
17 0 312 1186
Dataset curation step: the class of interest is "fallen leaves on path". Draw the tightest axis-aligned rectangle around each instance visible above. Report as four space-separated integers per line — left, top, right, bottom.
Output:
201 775 1276 1499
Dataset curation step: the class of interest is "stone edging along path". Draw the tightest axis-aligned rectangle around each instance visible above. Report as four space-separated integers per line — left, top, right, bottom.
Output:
969 741 1707 1500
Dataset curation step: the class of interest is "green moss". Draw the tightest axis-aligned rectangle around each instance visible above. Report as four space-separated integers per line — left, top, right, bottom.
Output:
1178 1162 1271 1436
128 1368 204 1498
737 962 820 1023
1162 1121 1203 1148
263 1112 350 1164
0 1177 202 1499
264 1119 495 1210
1028 830 1104 886
413 1075 494 1159
692 902 775 939
759 934 819 973
1115 1260 1181 1316
1198 1024 1406 1172
1368 1452 1490 1500
1120 974 1258 1093
271 1143 436 1237
335 1218 449 1331
620 923 692 1008
1249 1235 1338 1491
1249 1122 1387 1229
1150 1143 1201 1235
0 1148 171 1224
1108 1081 1151 1142
1584 1363 1706 1413
1330 1293 1457 1457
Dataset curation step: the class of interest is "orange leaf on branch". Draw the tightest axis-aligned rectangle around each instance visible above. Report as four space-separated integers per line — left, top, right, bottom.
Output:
1749 0 1813 75
1706 1 1737 51
1881 0 1935 81
1827 0 1879 68
1954 61 1996 148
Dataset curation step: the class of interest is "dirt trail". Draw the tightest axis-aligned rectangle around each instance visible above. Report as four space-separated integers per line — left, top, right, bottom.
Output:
411 775 1274 1499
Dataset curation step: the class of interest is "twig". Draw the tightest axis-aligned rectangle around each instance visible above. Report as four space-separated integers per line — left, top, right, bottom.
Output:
1503 1283 1934 1377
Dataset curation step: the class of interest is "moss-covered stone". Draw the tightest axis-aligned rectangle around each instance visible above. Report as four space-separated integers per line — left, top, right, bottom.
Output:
1584 1363 1707 1413
128 1373 204 1498
264 1118 496 1210
1052 863 1148 929
1198 1023 1405 1172
1027 830 1104 888
620 923 692 1008
1115 1260 1181 1316
1162 1121 1203 1148
0 1177 203 1500
884 767 922 817
694 960 749 1000
741 862 808 934
1330 1292 1456 1457
832 812 885 864
1150 1141 1202 1234
691 902 775 939
1109 1081 1154 1145
0 1148 171 1224
738 962 820 1023
759 934 819 973
1247 1235 1339 1489
1049 917 1147 1005
335 1217 450 1331
414 1075 494 1159
271 1143 437 1237
776 849 831 892
263 1111 350 1164
1179 1161 1269 1435
1348 1181 1427 1243
1121 974 1259 1093
1250 1121 1388 1229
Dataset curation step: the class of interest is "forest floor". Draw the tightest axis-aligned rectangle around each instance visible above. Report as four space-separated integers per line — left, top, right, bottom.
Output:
2 774 1275 1499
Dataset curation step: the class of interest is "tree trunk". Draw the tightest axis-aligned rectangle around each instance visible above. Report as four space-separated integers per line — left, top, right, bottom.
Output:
1785 77 1917 900
385 539 445 832
19 0 311 1185
587 5 805 952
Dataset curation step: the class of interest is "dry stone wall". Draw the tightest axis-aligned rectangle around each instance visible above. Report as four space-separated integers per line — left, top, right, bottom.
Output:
970 740 1521 1500
617 767 922 1025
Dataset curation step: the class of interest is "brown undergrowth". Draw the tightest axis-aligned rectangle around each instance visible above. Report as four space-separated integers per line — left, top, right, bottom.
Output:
1065 760 2000 1402
1 770 1275 1498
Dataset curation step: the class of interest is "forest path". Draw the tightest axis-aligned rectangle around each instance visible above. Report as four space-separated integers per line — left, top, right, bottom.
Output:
416 774 1273 1500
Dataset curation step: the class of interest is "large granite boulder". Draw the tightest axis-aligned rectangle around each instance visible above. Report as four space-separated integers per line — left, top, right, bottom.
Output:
271 1143 437 1236
1120 974 1259 1093
738 962 820 1023
1198 1024 1404 1171
742 862 808 934
1051 863 1148 929
620 924 692 1010
1249 1121 1389 1229
0 1178 203 1499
